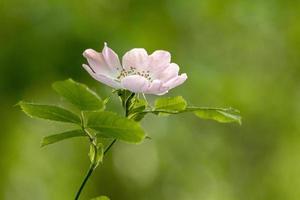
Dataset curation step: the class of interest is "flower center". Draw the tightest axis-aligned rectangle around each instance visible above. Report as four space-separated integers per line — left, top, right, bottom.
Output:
117 67 152 81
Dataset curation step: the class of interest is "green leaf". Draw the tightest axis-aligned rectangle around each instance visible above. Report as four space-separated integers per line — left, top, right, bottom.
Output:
154 96 187 114
18 102 80 124
41 130 86 147
188 107 242 124
91 196 110 200
88 143 104 167
52 79 104 111
87 111 146 143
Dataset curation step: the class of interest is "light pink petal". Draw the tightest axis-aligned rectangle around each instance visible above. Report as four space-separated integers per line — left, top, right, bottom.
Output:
146 80 162 93
157 63 180 81
102 43 122 73
82 64 122 89
122 48 149 71
149 50 171 73
120 75 150 93
163 73 188 89
145 80 169 95
83 49 118 77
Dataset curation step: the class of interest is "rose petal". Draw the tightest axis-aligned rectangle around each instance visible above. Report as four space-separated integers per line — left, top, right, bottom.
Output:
145 79 169 95
83 49 113 75
157 63 180 82
82 64 122 88
102 43 122 74
163 73 187 89
149 50 171 73
122 48 149 71
120 75 150 93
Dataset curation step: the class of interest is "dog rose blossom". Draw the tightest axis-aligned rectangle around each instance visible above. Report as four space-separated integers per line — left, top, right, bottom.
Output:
82 43 187 95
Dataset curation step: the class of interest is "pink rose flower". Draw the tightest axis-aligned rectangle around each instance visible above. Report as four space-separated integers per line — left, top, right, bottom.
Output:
82 43 187 95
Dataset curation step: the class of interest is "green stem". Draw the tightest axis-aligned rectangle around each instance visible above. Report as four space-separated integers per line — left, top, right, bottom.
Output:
75 112 98 200
104 139 117 154
74 139 116 200
75 126 98 200
74 161 96 200
74 92 134 200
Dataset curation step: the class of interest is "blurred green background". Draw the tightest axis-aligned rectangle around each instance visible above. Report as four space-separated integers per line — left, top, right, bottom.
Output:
1 0 300 199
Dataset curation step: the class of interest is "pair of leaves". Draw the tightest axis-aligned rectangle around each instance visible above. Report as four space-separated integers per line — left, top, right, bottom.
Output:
149 96 242 124
19 79 147 147
116 93 241 124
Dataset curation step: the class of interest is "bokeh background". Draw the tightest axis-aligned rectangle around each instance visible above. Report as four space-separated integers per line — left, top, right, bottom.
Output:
1 0 300 199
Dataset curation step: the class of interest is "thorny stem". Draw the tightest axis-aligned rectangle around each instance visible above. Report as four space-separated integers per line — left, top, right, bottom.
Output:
74 93 134 200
